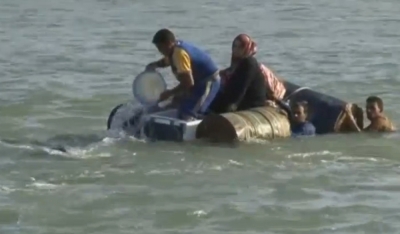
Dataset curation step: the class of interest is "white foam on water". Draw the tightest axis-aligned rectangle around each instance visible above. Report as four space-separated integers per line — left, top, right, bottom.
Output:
106 100 157 142
228 160 244 166
287 150 342 159
191 210 208 217
29 182 61 190
0 135 120 160
136 106 149 140
107 101 142 135
0 186 17 194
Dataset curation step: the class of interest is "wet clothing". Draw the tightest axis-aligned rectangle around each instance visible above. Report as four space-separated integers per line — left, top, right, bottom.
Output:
210 56 266 113
221 63 286 102
223 34 286 101
291 121 316 137
167 40 219 80
164 40 220 119
260 64 286 100
210 34 286 114
177 73 221 119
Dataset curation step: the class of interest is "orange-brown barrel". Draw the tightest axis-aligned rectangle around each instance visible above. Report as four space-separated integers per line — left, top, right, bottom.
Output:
196 106 291 143
251 107 291 138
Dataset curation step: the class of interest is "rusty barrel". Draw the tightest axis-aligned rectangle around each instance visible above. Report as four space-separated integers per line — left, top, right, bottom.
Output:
196 106 291 143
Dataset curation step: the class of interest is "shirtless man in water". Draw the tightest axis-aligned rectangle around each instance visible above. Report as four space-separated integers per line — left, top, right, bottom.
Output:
345 96 396 132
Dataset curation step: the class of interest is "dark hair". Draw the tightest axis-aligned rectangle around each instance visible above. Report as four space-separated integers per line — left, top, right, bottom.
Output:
152 29 176 45
292 101 309 113
366 96 383 111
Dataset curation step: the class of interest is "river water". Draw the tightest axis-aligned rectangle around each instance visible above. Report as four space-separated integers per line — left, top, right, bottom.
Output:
1 0 400 233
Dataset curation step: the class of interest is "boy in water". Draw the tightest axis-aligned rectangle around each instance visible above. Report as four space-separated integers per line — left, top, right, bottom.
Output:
290 101 316 136
345 96 395 132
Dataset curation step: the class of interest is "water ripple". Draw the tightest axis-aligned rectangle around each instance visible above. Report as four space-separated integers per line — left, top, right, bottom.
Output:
1 0 400 233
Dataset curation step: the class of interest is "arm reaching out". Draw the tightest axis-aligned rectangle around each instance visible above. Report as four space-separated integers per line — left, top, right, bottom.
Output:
146 57 170 70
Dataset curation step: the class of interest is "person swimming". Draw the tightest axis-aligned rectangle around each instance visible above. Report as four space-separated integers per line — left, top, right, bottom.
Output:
344 96 396 132
208 34 267 113
145 29 221 120
290 101 316 137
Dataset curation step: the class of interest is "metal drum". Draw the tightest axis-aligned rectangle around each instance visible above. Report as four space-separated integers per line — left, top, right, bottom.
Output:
196 106 291 143
251 106 291 138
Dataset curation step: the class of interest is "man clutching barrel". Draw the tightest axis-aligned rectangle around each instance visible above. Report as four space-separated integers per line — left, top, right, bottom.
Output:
341 96 396 132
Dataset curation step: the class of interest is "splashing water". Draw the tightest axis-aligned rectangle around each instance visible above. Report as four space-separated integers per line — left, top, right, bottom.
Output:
107 99 172 140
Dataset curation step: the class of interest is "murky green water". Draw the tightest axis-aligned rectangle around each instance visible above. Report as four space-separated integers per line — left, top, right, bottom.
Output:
1 0 400 233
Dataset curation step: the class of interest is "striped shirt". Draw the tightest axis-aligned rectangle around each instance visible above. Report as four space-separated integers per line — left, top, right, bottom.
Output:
259 64 286 100
220 63 286 101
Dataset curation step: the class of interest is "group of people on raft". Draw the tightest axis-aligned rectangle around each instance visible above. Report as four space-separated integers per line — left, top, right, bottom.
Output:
145 28 395 136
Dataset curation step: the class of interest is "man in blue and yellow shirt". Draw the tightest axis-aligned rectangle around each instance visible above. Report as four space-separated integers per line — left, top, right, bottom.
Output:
146 28 221 120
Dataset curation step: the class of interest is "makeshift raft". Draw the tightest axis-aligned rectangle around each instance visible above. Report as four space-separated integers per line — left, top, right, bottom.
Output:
106 81 364 143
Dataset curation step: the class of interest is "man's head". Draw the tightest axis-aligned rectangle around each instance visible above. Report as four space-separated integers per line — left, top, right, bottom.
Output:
291 101 309 124
152 29 176 56
366 96 384 120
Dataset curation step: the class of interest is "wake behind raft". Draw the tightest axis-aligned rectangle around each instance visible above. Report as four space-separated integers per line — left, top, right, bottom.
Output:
107 80 364 143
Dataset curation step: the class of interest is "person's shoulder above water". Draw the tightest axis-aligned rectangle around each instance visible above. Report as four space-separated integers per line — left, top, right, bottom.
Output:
365 115 396 132
364 96 396 132
303 121 316 135
343 96 396 133
289 101 316 137
291 121 316 136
